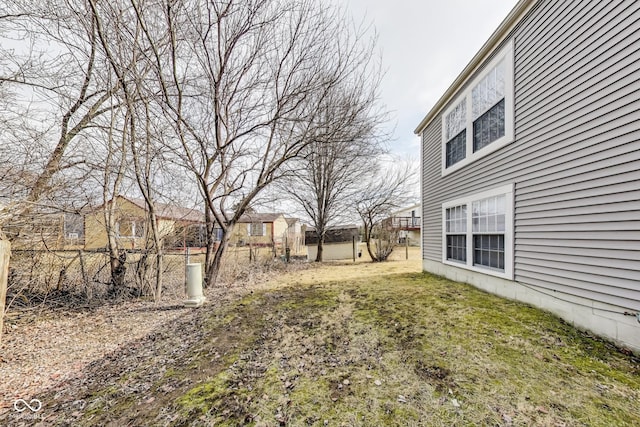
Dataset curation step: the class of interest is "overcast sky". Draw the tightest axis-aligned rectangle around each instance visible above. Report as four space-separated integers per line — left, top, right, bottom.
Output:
338 0 520 157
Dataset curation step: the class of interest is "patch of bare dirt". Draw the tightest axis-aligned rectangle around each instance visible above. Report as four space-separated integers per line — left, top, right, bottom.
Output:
0 252 420 425
1 295 190 414
0 262 309 421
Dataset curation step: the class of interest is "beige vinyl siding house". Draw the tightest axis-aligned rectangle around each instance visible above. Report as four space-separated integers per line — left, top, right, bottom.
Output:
84 196 207 250
232 213 288 246
416 0 640 351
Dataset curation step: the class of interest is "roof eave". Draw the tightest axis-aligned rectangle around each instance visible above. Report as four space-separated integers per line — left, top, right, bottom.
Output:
413 0 537 135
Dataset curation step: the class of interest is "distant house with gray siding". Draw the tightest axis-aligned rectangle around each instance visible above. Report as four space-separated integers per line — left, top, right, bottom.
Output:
415 0 640 351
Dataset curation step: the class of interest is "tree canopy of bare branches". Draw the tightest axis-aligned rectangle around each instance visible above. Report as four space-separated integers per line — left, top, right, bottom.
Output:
88 0 388 283
0 0 391 333
0 0 120 232
272 22 388 261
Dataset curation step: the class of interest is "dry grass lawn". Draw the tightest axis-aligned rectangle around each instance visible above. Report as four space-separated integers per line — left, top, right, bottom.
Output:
3 246 639 426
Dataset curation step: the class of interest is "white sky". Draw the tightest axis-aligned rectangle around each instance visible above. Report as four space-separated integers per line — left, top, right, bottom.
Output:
338 0 520 157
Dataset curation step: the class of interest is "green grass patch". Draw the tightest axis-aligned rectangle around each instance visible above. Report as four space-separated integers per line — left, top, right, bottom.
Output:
73 271 640 426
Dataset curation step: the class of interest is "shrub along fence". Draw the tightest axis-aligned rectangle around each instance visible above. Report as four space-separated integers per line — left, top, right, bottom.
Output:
2 245 293 318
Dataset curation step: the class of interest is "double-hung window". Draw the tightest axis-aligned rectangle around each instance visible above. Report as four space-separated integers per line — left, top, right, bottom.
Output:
248 222 266 236
445 205 467 263
445 101 467 168
116 219 144 238
442 40 514 175
442 184 513 279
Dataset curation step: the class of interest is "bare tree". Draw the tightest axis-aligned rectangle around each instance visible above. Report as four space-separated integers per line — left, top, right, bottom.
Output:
93 0 387 284
265 19 387 262
90 0 171 300
0 0 122 341
282 125 386 262
355 161 417 262
0 0 119 233
101 106 131 293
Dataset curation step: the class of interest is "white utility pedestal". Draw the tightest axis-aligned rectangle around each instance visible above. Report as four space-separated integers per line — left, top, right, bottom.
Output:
184 263 206 307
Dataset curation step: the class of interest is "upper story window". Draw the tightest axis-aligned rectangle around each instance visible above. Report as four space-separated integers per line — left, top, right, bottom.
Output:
442 40 514 175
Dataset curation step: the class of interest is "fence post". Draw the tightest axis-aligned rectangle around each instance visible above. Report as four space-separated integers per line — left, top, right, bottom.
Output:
406 236 409 260
0 240 11 345
352 236 356 262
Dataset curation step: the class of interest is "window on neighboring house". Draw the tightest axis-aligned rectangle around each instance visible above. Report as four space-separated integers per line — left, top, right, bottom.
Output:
442 184 513 279
63 213 84 239
116 219 144 238
248 222 266 236
441 40 514 175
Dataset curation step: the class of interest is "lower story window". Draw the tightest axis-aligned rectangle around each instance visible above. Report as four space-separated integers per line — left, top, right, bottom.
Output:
442 184 513 279
447 235 467 262
249 222 265 236
116 219 144 238
473 234 504 270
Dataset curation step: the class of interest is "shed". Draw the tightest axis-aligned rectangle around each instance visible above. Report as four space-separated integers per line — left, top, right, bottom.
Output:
305 225 359 261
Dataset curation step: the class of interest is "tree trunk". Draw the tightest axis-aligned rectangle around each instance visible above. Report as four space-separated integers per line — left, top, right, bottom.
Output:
363 223 378 262
315 238 324 262
207 234 229 287
110 250 127 291
155 253 163 302
203 212 222 288
0 240 11 345
146 214 164 302
107 218 126 292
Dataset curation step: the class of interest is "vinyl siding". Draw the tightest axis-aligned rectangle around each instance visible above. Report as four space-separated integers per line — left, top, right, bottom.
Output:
421 0 640 311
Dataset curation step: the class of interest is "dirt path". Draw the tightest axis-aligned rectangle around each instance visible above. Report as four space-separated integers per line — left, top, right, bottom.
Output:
0 289 202 415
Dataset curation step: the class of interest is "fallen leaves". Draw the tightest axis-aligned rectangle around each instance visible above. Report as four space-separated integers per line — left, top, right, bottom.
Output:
0 288 222 416
2 259 639 426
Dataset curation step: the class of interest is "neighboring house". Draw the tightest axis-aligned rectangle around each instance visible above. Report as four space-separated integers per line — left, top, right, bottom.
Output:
415 1 640 351
284 217 306 255
232 213 289 248
5 210 85 250
84 196 209 250
306 225 359 261
389 203 421 246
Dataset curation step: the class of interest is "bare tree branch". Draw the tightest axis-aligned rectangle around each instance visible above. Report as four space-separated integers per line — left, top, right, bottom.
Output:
355 160 418 262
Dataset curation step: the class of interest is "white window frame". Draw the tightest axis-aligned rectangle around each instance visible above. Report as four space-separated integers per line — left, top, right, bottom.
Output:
441 184 514 280
441 40 515 176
